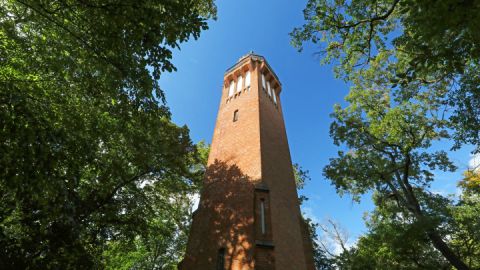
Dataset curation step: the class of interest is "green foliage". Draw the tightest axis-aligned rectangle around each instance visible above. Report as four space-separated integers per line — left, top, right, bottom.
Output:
459 169 480 194
195 140 211 172
448 185 480 269
292 1 480 269
291 0 480 153
0 0 215 268
324 84 455 198
100 176 195 270
321 83 471 268
101 142 210 269
293 162 311 205
331 188 480 270
294 163 311 190
340 220 450 269
294 163 335 269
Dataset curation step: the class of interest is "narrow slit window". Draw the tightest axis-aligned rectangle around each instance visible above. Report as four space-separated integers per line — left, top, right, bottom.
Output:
245 71 251 88
260 199 266 234
267 81 272 96
228 80 234 97
236 75 243 92
272 88 277 104
216 248 225 270
262 74 266 90
233 110 239 122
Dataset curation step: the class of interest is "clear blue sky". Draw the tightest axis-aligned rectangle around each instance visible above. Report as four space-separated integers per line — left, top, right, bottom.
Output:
159 0 475 244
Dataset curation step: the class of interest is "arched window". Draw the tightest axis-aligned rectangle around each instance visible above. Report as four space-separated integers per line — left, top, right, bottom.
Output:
267 81 272 96
228 80 234 97
261 74 266 90
236 75 243 92
245 71 251 88
272 88 277 104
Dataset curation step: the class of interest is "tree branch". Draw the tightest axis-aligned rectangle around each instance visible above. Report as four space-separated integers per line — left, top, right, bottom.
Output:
79 171 152 221
333 0 400 30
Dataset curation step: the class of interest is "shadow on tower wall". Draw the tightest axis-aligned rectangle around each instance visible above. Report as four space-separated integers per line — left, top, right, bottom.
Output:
179 159 258 270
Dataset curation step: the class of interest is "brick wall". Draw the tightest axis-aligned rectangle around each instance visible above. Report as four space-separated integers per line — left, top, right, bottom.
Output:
180 54 314 270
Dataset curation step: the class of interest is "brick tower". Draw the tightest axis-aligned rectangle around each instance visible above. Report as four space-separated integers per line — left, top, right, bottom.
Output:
179 53 315 270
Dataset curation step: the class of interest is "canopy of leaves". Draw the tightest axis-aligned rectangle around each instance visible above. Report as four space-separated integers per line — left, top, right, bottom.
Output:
292 1 479 268
102 142 210 269
0 0 215 268
330 188 480 270
320 79 472 268
294 162 312 205
291 0 480 153
337 201 450 269
459 170 480 193
294 163 336 270
323 83 455 203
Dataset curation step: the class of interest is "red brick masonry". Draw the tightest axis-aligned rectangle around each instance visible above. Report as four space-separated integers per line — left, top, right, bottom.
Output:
179 53 315 270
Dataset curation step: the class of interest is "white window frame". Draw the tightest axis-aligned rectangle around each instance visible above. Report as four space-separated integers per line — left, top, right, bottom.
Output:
262 74 266 90
245 71 251 88
267 81 272 96
236 75 243 92
272 88 277 104
228 80 234 97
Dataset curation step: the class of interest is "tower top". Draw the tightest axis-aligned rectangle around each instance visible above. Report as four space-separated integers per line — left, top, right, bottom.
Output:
225 52 282 87
237 51 262 62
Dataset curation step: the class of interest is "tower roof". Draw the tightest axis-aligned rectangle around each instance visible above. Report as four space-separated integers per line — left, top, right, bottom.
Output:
225 52 282 86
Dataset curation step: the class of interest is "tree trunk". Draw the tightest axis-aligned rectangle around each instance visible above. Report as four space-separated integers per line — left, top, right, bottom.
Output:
399 155 470 270
426 230 470 270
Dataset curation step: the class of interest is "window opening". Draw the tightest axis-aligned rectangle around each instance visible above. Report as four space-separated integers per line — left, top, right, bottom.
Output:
233 110 239 122
245 71 251 88
236 75 243 92
262 74 266 90
260 199 266 234
228 80 234 97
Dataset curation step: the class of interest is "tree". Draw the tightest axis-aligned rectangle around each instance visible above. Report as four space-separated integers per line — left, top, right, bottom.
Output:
294 163 335 270
448 173 480 269
101 142 210 269
0 0 216 268
304 218 336 270
297 160 479 270
459 169 480 193
291 1 480 269
294 162 311 205
332 185 480 270
291 0 480 153
313 187 480 270
316 219 351 270
343 194 451 270
321 84 470 269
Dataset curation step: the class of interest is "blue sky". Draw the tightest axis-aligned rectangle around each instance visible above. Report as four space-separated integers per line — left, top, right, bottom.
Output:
159 0 475 245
